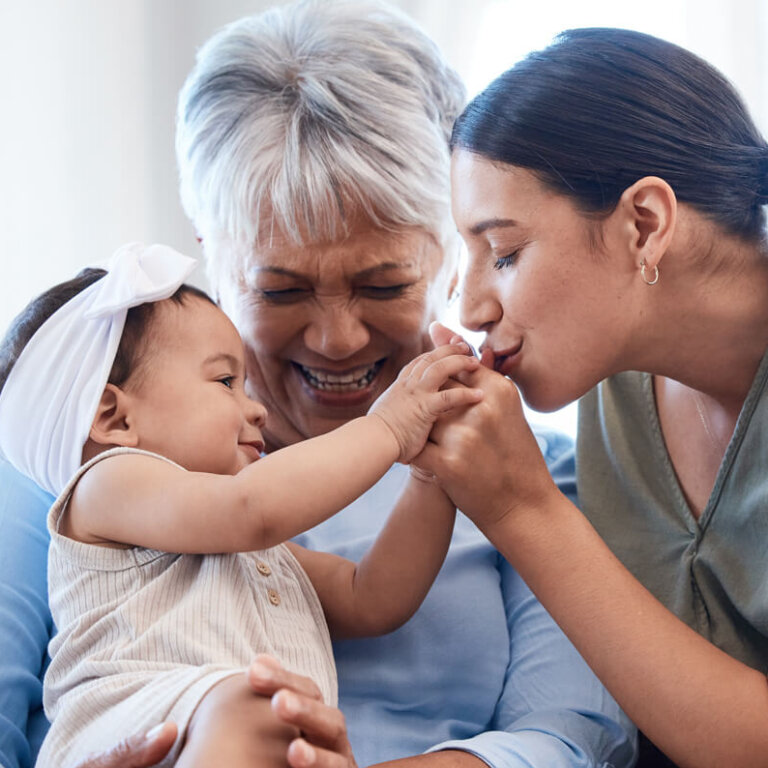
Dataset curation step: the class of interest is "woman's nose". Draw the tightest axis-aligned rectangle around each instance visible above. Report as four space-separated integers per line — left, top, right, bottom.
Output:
303 302 370 360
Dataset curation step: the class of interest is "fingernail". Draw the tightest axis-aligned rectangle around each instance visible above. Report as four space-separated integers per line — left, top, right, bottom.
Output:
144 724 165 743
249 660 274 682
296 739 316 766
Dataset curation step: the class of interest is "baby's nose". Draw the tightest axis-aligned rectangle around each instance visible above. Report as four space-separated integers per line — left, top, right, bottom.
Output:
246 397 268 428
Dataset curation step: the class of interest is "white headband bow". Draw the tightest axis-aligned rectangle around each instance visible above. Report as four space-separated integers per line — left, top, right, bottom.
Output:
0 243 197 496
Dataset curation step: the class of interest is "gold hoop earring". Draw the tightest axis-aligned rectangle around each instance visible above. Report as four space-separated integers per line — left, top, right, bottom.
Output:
640 259 659 286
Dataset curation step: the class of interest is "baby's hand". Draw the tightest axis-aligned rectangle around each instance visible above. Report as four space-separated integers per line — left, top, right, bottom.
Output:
370 342 483 463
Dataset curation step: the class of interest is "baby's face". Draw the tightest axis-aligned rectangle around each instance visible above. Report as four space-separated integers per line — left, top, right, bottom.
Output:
121 296 267 475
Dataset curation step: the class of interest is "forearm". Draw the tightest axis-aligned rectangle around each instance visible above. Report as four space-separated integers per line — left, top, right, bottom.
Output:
240 415 399 547
339 476 455 637
299 476 456 638
485 491 768 768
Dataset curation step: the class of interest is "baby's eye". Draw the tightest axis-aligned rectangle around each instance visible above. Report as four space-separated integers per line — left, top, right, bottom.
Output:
218 376 235 389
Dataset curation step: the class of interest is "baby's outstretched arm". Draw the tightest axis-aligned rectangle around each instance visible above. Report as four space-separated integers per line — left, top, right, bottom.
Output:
287 470 456 638
67 343 481 554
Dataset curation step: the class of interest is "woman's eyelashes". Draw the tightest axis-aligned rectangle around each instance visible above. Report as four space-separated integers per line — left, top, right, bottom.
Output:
259 288 310 304
217 375 236 389
258 283 411 303
493 249 521 270
357 284 410 300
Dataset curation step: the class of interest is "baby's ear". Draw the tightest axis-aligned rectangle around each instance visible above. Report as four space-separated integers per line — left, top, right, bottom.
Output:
89 383 139 447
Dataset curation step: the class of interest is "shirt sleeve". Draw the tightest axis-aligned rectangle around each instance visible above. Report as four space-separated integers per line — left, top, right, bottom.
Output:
0 461 54 768
426 428 637 767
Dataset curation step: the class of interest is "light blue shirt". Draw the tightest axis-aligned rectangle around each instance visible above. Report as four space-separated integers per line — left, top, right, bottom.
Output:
0 428 635 768
0 464 51 768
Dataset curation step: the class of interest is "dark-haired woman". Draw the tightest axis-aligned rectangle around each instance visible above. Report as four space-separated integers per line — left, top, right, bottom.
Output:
260 28 768 768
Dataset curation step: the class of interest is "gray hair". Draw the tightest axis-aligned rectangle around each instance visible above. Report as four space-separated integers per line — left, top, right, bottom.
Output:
176 0 465 262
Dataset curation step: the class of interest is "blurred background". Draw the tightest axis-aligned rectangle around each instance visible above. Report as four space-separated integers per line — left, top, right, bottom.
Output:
2 0 766 435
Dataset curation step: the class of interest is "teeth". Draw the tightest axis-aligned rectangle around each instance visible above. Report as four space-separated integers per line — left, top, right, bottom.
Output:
298 361 383 391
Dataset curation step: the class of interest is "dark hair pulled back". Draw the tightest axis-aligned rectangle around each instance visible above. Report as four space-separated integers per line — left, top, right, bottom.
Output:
451 27 768 242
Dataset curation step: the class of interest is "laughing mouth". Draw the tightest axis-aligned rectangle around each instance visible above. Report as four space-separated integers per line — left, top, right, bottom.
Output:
295 360 385 392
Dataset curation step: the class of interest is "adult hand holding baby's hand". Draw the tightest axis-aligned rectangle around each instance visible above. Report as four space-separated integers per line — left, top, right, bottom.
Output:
370 341 482 463
413 324 561 536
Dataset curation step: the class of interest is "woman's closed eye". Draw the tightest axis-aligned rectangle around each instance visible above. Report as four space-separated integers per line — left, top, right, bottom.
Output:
357 283 411 300
259 287 311 304
493 250 521 271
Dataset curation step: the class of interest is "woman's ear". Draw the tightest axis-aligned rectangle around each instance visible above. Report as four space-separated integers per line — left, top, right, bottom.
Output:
616 176 677 270
89 383 139 448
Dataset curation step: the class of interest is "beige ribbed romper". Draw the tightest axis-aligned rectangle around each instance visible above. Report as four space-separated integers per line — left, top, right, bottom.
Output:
36 448 337 768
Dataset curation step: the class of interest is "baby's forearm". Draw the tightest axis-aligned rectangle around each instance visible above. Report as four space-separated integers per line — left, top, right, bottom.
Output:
320 475 456 638
237 415 400 549
69 419 400 555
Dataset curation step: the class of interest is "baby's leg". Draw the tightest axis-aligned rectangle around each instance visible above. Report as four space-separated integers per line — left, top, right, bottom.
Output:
176 674 300 767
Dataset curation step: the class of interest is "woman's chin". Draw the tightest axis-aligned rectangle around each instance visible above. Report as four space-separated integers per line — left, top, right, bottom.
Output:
517 382 577 414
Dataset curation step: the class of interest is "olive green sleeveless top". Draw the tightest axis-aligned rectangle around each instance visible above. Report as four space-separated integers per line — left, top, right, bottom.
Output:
577 349 768 672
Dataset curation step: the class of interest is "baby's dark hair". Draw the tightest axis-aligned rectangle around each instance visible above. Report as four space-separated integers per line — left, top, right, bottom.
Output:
0 268 215 397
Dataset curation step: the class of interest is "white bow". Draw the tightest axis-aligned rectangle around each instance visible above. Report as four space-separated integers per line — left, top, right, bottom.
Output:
0 243 196 496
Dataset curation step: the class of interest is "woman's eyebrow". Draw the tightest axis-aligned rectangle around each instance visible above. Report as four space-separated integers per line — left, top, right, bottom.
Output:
247 261 415 282
251 265 302 278
355 262 415 280
469 218 518 236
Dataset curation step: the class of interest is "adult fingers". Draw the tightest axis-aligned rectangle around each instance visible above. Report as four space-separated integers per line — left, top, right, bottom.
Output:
247 655 324 701
287 738 356 768
272 690 352 754
73 723 177 768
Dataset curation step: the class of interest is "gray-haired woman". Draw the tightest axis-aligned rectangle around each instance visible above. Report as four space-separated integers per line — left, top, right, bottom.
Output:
0 2 635 768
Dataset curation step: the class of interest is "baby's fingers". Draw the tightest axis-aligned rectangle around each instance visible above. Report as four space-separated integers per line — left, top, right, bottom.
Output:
429 321 461 348
419 352 480 390
426 385 484 415
404 341 474 380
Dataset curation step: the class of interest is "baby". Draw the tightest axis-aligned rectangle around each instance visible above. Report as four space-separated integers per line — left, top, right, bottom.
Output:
0 243 482 767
